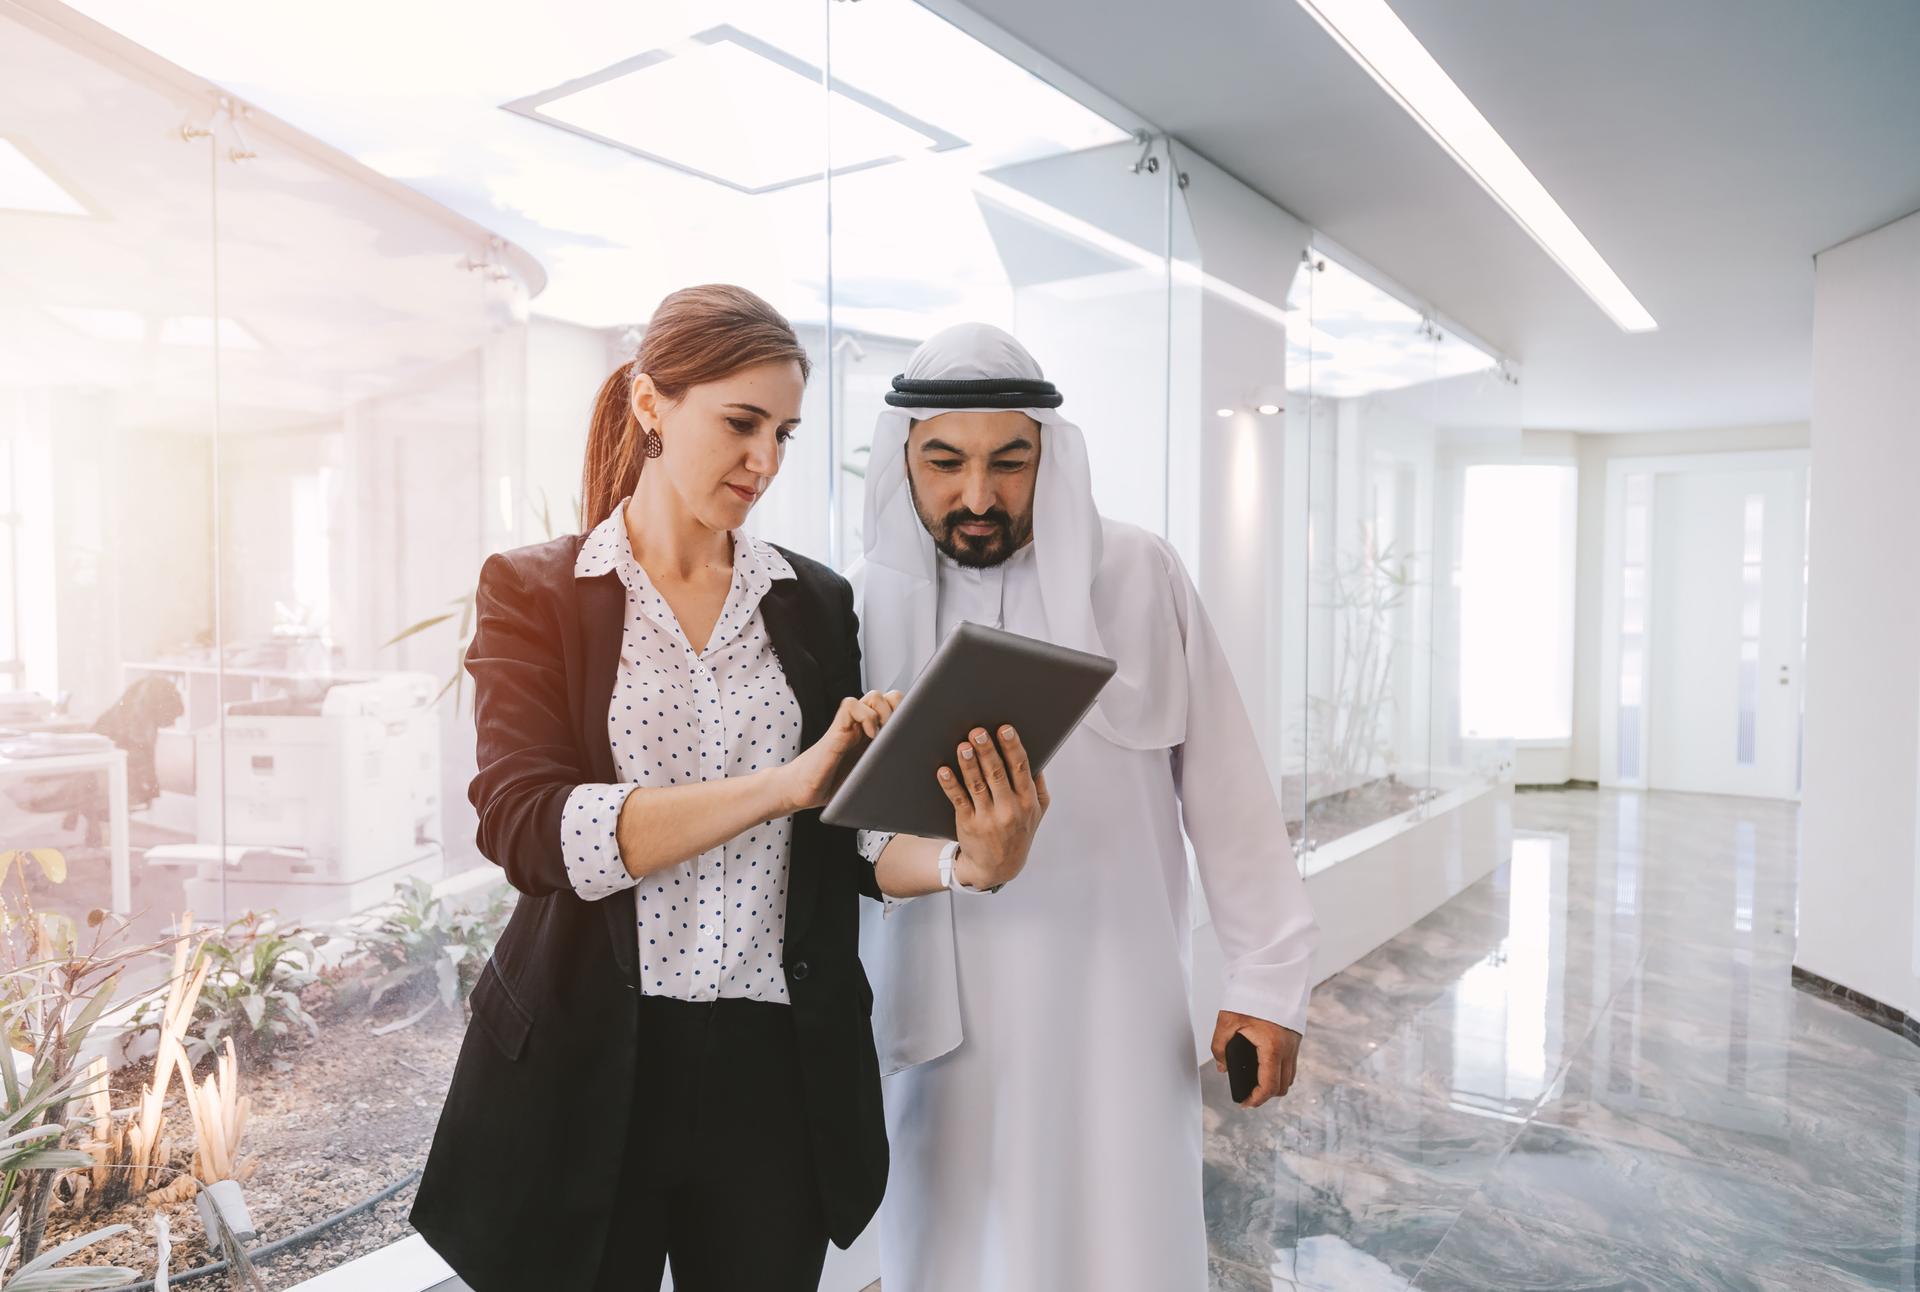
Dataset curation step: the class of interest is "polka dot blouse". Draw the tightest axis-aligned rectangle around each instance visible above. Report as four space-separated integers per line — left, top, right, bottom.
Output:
560 506 803 1005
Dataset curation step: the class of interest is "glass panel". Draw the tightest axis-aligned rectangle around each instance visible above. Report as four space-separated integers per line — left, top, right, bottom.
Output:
1617 705 1642 781
1619 640 1645 706
1741 563 1764 637
208 99 536 934
1296 252 1516 860
1624 498 1649 565
1737 639 1760 765
1616 471 1652 782
1739 492 1763 765
1619 637 1644 781
822 0 1150 557
1621 566 1647 634
0 434 17 685
13 2 833 1280
0 9 219 949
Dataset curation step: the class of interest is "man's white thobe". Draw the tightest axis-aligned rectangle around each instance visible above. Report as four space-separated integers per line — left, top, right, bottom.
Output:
869 522 1315 1292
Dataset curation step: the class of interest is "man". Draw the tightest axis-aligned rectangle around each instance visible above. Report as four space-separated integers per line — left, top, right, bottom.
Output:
850 322 1318 1291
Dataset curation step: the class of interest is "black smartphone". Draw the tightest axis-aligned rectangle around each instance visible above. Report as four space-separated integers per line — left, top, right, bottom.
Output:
1225 1032 1259 1104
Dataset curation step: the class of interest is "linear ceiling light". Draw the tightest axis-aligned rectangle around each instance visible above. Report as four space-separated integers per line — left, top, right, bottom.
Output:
1294 0 1658 332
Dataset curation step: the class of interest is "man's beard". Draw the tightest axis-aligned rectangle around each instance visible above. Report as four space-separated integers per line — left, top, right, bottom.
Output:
908 477 1033 569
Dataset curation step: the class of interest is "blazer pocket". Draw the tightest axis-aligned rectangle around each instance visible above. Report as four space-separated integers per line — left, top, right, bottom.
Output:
469 958 533 1061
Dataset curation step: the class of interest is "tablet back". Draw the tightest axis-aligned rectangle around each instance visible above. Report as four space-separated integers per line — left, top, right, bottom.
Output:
821 622 1116 840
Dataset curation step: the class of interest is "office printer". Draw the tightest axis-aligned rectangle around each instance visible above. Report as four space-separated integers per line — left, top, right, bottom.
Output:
190 672 442 888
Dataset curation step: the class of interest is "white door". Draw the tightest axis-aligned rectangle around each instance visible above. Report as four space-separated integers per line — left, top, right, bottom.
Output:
1648 465 1805 798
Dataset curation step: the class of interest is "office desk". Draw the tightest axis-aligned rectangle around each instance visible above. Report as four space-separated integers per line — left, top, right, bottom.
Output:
0 748 130 914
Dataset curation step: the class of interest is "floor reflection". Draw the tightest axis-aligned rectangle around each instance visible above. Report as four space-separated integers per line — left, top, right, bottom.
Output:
1205 787 1920 1291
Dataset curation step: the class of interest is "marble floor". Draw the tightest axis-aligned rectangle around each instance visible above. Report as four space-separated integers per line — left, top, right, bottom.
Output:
1203 787 1920 1291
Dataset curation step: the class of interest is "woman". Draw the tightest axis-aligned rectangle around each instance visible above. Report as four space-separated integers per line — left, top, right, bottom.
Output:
411 284 906 1291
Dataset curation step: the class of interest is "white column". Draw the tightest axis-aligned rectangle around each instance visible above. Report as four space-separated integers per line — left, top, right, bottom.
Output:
1800 208 1920 1019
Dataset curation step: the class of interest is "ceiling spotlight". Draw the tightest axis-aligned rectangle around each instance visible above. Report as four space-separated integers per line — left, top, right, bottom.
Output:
1258 403 1281 416
1215 407 1234 419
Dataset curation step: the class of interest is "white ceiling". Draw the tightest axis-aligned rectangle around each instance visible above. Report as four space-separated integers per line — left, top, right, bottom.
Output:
955 0 1920 431
0 2 539 434
51 0 1130 339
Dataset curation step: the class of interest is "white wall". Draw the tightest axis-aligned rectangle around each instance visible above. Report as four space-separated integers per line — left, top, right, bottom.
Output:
1798 209 1920 1018
1177 145 1308 796
523 315 622 543
1522 423 1811 786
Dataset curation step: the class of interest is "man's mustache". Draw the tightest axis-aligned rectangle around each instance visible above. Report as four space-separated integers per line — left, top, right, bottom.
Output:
942 509 1013 535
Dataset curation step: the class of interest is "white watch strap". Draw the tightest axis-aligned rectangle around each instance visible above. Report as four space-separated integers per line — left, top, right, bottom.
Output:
937 840 961 891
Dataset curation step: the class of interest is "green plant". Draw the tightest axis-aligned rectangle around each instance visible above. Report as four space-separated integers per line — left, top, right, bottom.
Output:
354 879 512 1033
0 856 176 1264
180 1037 249 1189
188 913 322 1067
126 917 210 1210
1300 533 1421 796
0 972 136 1290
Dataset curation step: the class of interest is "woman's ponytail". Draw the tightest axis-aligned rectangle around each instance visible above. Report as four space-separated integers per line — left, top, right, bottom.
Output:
582 363 643 532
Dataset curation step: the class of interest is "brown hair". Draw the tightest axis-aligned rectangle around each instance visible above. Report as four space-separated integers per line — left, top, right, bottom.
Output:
581 284 812 530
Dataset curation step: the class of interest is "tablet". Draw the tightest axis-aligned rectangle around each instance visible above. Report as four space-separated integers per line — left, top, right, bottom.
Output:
821 622 1116 841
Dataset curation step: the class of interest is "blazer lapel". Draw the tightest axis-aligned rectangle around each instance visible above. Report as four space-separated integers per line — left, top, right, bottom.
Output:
576 562 638 985
759 577 830 948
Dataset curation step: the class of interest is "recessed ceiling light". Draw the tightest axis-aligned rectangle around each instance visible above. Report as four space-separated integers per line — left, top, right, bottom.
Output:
0 138 88 216
503 25 962 195
1293 0 1657 332
1258 403 1281 416
1215 407 1235 418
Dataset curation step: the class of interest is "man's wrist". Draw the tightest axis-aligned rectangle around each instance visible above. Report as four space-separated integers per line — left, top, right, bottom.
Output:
951 849 1005 894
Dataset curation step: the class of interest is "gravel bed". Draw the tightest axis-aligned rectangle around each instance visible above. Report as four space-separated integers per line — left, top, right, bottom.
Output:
37 1004 465 1291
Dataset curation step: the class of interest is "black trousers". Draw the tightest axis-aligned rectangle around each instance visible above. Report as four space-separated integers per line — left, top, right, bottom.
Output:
590 993 829 1292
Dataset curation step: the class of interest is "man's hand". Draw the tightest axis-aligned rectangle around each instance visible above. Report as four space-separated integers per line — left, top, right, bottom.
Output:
1210 1011 1302 1109
936 724 1050 890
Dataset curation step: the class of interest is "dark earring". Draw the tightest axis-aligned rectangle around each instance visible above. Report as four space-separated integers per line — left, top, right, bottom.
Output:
643 428 663 459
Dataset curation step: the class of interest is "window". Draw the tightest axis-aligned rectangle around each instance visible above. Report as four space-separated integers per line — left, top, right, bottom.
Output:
1459 462 1577 741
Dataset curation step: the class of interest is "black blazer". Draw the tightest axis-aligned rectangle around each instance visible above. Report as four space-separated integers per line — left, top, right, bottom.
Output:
410 534 887 1292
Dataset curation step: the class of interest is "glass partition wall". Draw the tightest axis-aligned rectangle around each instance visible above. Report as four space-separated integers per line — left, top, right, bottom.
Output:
0 4 541 1279
2 0 1516 1279
1291 250 1520 869
0 9 535 949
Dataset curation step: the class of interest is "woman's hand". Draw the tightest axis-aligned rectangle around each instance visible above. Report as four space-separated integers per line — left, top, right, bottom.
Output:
776 690 902 813
938 725 1050 890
